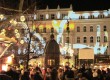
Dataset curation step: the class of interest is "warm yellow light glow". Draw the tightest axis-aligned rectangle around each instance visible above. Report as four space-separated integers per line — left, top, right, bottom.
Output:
2 64 8 71
20 16 25 22
10 19 14 23
46 14 49 19
0 14 4 20
57 12 60 19
69 23 75 30
39 25 44 29
13 20 17 25
16 33 20 38
7 56 12 64
20 40 24 44
14 29 19 33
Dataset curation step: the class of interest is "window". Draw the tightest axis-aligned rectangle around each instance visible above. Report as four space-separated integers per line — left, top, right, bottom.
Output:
90 36 93 43
77 26 80 32
43 27 46 33
51 14 55 19
90 26 93 32
62 14 67 19
103 26 107 31
83 26 86 32
48 59 55 66
104 36 107 42
77 37 80 43
83 37 87 43
36 27 39 33
79 16 83 19
51 27 54 33
97 36 100 42
40 15 44 20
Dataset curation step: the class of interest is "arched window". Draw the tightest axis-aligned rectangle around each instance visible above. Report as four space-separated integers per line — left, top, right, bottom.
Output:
77 26 80 32
103 26 107 31
90 26 93 32
90 36 93 43
83 26 86 32
83 37 87 43
51 27 54 33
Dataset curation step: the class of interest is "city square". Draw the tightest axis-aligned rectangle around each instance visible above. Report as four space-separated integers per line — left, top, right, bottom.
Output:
0 0 110 80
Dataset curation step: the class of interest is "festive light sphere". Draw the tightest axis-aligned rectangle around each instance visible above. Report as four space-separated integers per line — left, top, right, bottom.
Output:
20 16 25 22
13 20 17 25
2 29 6 32
20 40 24 44
14 29 18 33
16 33 20 38
0 14 4 20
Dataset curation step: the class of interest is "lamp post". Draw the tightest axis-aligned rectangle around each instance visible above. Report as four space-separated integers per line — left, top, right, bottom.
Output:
65 20 71 65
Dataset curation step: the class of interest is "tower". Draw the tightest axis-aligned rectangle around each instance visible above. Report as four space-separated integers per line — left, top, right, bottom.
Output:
44 34 60 68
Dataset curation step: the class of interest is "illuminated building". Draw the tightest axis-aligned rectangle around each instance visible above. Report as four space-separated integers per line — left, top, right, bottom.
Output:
27 5 110 65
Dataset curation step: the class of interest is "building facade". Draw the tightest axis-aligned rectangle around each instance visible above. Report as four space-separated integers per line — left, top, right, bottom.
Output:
23 5 110 65
21 5 110 66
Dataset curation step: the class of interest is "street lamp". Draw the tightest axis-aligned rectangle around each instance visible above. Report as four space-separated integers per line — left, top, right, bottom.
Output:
65 20 71 65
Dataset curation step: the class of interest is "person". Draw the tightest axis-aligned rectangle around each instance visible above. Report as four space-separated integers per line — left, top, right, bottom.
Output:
58 68 63 80
66 68 74 80
92 69 98 80
62 66 69 80
45 67 52 80
33 69 43 80
19 69 30 80
5 65 20 80
0 74 13 80
51 68 58 80
105 68 110 80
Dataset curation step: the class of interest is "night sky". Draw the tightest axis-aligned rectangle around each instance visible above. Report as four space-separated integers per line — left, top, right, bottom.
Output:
0 0 110 11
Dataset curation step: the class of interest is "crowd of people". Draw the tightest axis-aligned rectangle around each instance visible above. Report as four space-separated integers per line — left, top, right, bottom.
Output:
0 64 110 80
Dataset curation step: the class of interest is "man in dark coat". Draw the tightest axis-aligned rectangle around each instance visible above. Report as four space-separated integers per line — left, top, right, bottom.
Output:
5 65 19 80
